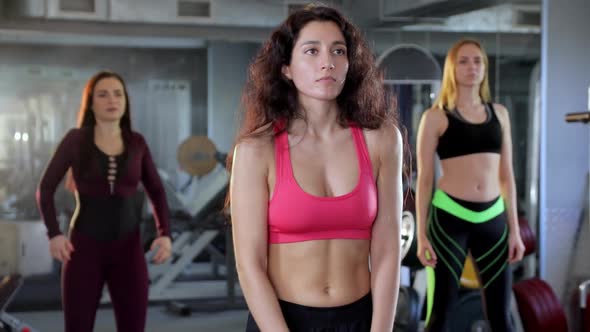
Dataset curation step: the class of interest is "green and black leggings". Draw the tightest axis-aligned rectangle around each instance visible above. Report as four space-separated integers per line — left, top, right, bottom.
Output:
425 189 512 332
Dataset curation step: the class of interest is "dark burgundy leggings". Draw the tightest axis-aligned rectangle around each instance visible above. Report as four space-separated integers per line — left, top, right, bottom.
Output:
61 228 148 332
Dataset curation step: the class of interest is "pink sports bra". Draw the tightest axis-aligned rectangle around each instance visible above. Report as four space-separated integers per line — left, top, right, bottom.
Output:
267 124 378 244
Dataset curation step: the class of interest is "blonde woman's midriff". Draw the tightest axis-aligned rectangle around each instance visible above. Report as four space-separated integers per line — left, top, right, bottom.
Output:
268 238 371 307
437 152 501 201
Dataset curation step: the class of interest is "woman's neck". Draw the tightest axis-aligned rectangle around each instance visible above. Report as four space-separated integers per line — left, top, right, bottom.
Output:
94 121 121 138
456 85 482 109
293 98 340 139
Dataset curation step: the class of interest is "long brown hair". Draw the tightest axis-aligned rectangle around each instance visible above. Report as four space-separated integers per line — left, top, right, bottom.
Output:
65 71 132 192
434 39 491 111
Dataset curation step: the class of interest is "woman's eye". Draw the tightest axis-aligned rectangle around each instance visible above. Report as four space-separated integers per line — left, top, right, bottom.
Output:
305 48 318 55
334 49 347 55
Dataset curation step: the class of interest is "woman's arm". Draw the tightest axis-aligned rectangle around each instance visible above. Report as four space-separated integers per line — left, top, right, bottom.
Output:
495 104 525 263
415 109 441 267
139 135 172 263
369 125 402 332
36 129 77 239
140 136 171 238
230 140 289 332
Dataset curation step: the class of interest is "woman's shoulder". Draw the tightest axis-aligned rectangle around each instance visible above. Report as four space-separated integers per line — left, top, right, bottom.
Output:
363 122 402 158
232 134 275 178
489 102 510 127
364 122 401 142
235 122 277 163
234 133 275 161
126 130 149 147
237 122 276 153
422 106 447 122
66 127 86 136
127 130 144 140
61 127 86 144
417 106 448 137
490 102 509 117
120 131 150 155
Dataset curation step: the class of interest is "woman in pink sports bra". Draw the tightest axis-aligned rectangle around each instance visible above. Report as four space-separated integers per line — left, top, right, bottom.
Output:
228 4 404 332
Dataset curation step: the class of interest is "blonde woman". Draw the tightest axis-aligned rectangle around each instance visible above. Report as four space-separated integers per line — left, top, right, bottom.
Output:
415 39 525 332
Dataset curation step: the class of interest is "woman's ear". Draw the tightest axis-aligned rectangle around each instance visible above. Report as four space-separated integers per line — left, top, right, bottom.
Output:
282 65 292 80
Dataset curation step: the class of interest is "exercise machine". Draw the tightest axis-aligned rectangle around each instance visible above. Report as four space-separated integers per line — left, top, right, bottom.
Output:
102 136 243 313
0 274 38 332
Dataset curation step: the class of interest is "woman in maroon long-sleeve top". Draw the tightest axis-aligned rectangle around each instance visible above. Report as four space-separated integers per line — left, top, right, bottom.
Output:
36 71 172 332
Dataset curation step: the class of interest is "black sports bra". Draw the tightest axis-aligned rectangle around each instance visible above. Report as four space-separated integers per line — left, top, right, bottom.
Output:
436 103 503 160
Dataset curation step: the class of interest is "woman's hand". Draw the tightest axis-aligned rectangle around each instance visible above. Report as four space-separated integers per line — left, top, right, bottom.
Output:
49 235 75 263
417 236 437 268
507 230 525 264
150 236 172 264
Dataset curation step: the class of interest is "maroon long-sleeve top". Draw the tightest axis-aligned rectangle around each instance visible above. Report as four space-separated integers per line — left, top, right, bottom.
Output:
36 127 170 239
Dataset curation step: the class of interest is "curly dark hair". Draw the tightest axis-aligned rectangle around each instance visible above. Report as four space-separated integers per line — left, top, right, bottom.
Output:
224 5 408 213
234 4 395 143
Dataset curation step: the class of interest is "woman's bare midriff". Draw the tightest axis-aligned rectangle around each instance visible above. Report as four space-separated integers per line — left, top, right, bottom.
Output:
268 238 371 307
437 153 501 201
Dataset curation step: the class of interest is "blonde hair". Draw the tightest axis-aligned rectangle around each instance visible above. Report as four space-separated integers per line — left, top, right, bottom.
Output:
434 39 491 110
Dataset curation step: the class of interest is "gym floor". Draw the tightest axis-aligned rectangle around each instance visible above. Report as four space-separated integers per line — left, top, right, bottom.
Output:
10 306 249 332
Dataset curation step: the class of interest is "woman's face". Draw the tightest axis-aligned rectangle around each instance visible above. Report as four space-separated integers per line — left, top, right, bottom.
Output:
454 43 486 88
282 20 349 103
92 77 127 123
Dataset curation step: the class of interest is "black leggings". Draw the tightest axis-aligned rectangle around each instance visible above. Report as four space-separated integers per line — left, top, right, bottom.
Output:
425 192 512 332
62 228 148 332
245 293 372 332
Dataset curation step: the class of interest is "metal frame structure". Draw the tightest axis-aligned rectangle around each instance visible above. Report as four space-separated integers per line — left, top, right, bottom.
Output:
101 166 243 308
